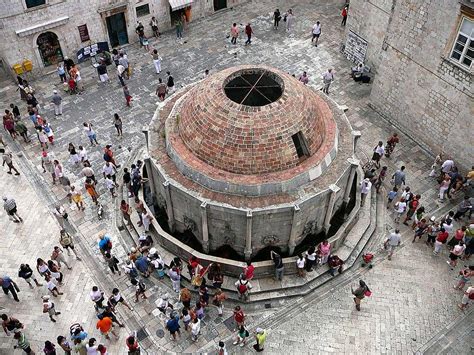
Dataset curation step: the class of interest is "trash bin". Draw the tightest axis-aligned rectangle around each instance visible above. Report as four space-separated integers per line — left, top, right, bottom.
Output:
12 63 23 75
22 60 33 72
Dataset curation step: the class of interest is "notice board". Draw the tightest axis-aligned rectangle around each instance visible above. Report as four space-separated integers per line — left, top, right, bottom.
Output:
344 30 368 64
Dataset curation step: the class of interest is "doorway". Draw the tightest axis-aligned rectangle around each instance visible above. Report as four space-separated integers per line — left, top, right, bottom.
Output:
106 12 128 47
214 0 227 11
37 32 63 66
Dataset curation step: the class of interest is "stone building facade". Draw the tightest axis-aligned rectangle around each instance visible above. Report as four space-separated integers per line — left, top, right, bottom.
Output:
0 0 244 76
345 0 473 169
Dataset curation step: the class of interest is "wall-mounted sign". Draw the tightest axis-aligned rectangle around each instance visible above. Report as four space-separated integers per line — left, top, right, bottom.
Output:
78 24 90 42
344 30 368 64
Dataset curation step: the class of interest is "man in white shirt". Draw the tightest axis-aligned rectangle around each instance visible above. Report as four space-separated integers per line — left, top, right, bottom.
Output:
312 21 321 46
441 159 454 173
384 229 401 260
102 162 117 183
360 178 372 206
372 141 385 168
322 69 334 94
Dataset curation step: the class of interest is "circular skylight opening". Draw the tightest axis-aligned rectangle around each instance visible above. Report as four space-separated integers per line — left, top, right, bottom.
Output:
224 69 283 106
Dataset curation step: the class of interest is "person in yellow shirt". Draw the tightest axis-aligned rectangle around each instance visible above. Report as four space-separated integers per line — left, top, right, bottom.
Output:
253 328 267 352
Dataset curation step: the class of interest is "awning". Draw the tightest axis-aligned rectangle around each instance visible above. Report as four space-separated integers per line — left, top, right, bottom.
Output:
169 0 193 11
15 16 69 37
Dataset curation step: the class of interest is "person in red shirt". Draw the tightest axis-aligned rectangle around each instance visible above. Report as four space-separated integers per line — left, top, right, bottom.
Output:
233 306 245 328
243 261 255 280
96 316 118 340
245 23 253 45
403 194 421 225
434 228 449 255
341 6 348 26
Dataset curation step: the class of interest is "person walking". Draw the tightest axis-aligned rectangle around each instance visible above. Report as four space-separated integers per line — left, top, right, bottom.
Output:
233 306 245 329
42 295 61 322
151 49 162 74
1 276 20 302
273 9 281 29
384 229 401 260
18 264 42 288
270 250 284 281
312 21 321 46
253 328 267 352
155 78 167 101
403 194 421 225
51 90 63 116
2 151 20 175
447 242 466 269
59 230 80 260
118 53 129 79
166 72 175 94
244 23 253 45
392 165 406 188
191 317 201 342
51 246 72 270
108 288 132 311
371 141 385 169
386 187 398 209
3 196 23 222
453 196 473 221
212 288 227 316
351 280 370 311
15 120 30 143
96 315 119 340
458 286 474 311
341 5 348 26
230 23 239 44
360 178 372 207
439 175 451 202
374 166 388 193
14 331 35 354
123 85 132 107
394 197 407 224
285 9 295 32
322 68 334 94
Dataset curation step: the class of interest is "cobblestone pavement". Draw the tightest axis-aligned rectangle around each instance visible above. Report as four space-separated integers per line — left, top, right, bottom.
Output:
0 0 472 353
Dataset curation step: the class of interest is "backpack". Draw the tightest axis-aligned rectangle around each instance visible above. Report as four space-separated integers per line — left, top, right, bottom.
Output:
60 233 72 247
103 152 112 162
238 281 248 294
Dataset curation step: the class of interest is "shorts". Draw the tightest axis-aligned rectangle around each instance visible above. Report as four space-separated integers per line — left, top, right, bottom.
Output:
63 244 75 250
313 33 320 38
372 152 381 162
100 74 109 82
461 294 470 305
387 245 397 252
48 307 56 316
24 346 33 354
8 207 17 215
449 253 458 261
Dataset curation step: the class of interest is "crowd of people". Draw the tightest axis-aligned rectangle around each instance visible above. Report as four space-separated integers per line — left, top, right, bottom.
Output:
361 135 474 311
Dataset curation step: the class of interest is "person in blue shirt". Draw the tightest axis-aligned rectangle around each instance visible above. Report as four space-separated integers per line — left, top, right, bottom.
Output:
1 276 20 302
98 233 112 256
166 314 180 341
134 256 150 277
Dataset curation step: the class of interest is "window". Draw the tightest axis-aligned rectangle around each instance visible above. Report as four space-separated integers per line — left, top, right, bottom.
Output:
291 131 310 158
136 4 150 17
450 17 473 68
25 0 45 8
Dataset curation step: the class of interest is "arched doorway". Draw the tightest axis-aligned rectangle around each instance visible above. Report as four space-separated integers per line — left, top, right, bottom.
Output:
37 32 63 67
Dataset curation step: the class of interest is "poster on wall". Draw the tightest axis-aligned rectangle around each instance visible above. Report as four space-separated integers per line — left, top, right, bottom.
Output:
344 30 368 64
76 42 110 63
78 24 90 42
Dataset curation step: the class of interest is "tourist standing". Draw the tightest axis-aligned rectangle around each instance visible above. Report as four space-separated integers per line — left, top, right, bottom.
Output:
296 254 305 277
458 286 474 311
235 276 251 301
83 122 99 146
51 90 63 116
322 68 334 94
165 314 181 340
150 16 160 37
270 250 284 281
57 63 67 83
312 21 321 46
230 23 239 45
285 9 295 32
273 9 281 29
18 264 42 288
433 227 449 255
97 61 109 84
253 328 267 352
151 49 161 74
42 295 61 322
299 71 309 85
318 240 331 264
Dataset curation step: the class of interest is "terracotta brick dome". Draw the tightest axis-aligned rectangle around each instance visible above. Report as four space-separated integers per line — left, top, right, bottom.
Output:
178 66 333 175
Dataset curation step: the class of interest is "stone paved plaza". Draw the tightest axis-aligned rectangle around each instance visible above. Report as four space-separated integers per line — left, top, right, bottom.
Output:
0 0 472 353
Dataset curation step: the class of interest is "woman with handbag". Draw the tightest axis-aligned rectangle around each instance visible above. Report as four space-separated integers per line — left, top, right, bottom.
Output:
351 280 371 311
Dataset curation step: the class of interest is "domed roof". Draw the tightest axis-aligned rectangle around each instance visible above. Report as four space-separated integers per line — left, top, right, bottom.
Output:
178 66 332 175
